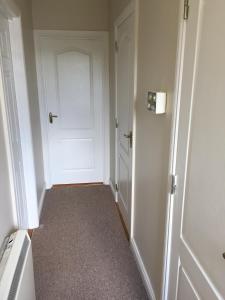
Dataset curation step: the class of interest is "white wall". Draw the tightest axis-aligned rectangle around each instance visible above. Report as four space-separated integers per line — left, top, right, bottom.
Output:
32 0 109 31
0 102 16 246
15 0 45 204
109 0 180 298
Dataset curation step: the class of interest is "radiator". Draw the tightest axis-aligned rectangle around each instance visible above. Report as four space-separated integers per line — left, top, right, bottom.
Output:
0 230 36 300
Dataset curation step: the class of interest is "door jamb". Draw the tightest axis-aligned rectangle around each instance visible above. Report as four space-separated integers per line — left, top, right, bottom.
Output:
0 1 39 229
114 0 139 238
161 1 187 299
34 30 110 188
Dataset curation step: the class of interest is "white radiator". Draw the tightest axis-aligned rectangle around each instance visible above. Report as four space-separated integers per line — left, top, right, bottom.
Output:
0 230 36 300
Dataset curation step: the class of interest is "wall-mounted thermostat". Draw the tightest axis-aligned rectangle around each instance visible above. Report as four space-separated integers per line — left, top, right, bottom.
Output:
147 91 167 114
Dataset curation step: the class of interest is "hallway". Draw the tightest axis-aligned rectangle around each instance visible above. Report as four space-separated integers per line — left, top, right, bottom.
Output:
32 185 148 299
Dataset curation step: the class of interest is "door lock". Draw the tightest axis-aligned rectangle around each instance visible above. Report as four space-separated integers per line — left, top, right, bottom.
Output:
49 112 58 124
124 131 133 148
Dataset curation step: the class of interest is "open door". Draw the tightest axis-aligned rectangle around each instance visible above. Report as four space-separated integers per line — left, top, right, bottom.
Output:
115 4 136 234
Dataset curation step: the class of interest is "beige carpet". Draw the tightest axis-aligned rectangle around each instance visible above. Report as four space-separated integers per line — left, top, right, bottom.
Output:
32 185 148 300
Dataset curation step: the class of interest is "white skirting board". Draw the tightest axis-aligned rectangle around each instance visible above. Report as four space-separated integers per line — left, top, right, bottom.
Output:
38 186 46 218
130 238 156 300
109 179 117 200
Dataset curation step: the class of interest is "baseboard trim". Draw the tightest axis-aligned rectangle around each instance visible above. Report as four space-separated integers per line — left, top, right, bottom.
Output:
38 185 46 218
115 202 130 241
109 179 117 200
131 238 156 300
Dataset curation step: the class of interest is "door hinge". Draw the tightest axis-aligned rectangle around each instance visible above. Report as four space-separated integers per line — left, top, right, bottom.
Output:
184 0 189 20
115 41 119 52
115 118 119 128
115 184 119 192
170 174 178 195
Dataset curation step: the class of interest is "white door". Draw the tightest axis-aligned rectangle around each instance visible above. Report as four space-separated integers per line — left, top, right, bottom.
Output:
167 0 225 299
115 12 135 233
37 35 106 185
0 17 26 226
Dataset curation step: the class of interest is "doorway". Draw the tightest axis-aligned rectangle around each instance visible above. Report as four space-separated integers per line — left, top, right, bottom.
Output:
35 31 109 188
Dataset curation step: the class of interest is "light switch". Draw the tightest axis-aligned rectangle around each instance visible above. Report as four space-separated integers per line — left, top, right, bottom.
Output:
147 91 167 114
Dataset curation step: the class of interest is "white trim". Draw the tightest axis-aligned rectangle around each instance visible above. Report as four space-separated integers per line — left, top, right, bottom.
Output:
0 0 39 229
9 17 39 229
34 30 110 188
131 238 156 300
0 43 18 227
130 0 139 240
161 2 188 299
109 179 117 200
38 186 46 218
114 0 139 237
102 33 110 185
161 0 200 299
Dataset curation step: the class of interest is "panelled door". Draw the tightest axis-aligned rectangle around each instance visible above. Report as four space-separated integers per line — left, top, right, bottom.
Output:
38 34 105 185
115 11 135 233
168 0 225 299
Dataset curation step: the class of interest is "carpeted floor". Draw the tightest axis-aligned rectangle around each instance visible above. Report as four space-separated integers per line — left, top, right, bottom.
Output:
32 185 148 300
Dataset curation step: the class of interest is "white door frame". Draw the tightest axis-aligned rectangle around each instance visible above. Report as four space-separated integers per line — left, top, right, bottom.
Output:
0 1 39 229
114 0 139 238
34 30 110 188
161 1 190 299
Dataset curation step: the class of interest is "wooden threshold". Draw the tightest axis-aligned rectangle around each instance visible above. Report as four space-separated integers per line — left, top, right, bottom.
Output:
53 182 104 189
115 203 130 242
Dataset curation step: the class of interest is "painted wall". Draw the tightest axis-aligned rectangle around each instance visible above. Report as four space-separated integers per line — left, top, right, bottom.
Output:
133 1 179 297
32 0 109 31
15 0 45 204
0 102 16 246
109 0 180 298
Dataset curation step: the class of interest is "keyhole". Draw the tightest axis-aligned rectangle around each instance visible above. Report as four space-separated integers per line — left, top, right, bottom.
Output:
222 253 225 260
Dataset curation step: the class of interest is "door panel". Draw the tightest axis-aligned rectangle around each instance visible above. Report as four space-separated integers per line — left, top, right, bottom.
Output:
60 139 94 170
39 37 104 184
57 51 93 129
177 267 199 300
168 0 225 299
116 13 135 232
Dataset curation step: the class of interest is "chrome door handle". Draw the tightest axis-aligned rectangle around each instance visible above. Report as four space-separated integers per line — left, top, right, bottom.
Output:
124 131 133 148
49 112 58 124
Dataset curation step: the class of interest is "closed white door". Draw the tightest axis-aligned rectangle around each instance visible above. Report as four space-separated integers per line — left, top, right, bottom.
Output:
38 35 106 185
116 12 135 233
168 1 225 299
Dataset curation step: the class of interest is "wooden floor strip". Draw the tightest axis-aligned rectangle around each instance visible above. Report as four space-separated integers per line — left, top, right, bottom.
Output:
53 182 104 189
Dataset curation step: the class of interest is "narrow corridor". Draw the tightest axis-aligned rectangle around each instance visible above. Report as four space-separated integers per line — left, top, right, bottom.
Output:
32 185 148 299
